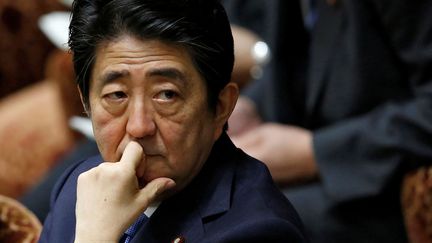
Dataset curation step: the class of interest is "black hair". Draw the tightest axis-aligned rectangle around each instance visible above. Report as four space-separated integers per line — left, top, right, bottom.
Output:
69 0 234 114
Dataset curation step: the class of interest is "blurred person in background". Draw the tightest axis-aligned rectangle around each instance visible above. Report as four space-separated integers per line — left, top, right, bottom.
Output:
224 0 432 242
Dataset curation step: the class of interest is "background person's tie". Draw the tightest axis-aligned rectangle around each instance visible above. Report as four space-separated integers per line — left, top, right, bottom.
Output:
120 214 148 243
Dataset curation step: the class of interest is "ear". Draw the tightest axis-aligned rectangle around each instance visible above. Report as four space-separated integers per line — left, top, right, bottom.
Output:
213 82 239 139
77 85 90 117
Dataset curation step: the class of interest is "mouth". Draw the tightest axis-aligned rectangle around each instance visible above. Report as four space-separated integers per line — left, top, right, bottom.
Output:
143 153 160 157
141 145 163 157
117 144 162 159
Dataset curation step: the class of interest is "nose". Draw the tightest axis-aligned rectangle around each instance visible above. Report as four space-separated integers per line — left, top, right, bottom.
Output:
126 101 156 139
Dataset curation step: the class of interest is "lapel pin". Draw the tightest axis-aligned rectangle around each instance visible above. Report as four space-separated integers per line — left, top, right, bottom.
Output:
172 236 186 243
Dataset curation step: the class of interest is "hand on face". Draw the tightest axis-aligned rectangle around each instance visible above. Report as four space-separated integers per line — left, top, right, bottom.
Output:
74 36 238 243
89 37 221 195
74 141 176 243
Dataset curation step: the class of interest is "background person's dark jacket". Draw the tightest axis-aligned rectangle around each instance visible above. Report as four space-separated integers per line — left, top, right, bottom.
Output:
224 0 432 242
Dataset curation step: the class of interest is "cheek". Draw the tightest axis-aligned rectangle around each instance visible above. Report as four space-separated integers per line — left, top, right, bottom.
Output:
91 108 126 161
159 105 214 147
157 106 216 166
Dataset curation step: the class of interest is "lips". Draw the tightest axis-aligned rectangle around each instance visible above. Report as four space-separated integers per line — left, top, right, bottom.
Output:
139 144 164 157
143 152 160 156
117 145 162 159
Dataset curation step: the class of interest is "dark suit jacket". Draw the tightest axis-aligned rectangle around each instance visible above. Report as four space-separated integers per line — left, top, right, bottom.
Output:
224 0 432 242
39 133 308 242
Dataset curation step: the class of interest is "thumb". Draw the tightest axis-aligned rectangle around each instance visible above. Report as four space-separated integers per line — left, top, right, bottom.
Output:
135 177 176 206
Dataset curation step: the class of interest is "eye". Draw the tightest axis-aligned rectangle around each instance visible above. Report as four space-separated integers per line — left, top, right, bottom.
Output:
155 90 177 101
104 91 127 100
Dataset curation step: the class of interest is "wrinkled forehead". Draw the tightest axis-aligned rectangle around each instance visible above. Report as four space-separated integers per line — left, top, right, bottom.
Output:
92 36 200 77
95 35 194 62
89 36 207 92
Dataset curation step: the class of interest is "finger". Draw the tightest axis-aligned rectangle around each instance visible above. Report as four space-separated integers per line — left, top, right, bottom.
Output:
119 141 144 169
136 178 176 206
136 156 147 179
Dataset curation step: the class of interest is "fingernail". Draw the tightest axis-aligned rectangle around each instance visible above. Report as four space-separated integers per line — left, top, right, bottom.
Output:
165 180 176 189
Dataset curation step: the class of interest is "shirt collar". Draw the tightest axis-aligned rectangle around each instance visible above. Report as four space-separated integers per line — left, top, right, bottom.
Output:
144 202 160 218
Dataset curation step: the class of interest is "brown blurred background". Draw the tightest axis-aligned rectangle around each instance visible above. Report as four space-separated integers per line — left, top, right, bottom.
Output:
0 0 83 199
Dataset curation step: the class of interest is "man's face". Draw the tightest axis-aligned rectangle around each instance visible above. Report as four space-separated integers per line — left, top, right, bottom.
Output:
88 35 221 191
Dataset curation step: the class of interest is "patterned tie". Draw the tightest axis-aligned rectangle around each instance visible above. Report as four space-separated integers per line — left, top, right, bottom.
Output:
121 214 148 243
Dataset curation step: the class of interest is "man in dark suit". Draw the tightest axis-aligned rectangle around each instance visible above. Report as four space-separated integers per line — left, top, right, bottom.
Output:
225 0 432 242
39 0 308 242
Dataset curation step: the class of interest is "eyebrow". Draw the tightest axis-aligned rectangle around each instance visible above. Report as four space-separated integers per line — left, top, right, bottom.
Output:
146 67 187 83
99 70 130 86
97 67 187 88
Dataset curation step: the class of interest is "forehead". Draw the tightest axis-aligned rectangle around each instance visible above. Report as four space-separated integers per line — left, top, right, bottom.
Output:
91 35 200 84
96 35 192 60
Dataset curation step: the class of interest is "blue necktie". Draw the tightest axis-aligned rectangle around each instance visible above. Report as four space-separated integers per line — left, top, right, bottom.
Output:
121 214 148 243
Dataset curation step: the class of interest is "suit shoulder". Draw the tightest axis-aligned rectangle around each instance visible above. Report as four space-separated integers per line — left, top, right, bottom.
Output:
40 155 103 242
49 155 102 205
229 149 307 235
